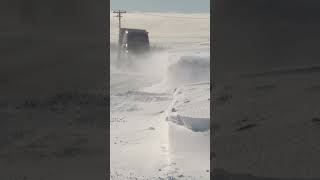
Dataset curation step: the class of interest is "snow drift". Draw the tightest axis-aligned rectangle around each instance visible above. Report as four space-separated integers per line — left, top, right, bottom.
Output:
164 55 210 88
166 82 210 132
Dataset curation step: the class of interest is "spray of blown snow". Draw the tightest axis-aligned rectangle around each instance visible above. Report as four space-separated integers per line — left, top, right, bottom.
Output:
110 46 170 85
110 42 210 94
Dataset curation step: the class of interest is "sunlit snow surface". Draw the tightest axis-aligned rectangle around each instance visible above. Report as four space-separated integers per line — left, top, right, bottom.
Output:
110 13 210 180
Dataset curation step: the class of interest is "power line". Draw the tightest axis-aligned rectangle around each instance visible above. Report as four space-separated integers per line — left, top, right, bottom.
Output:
140 13 209 20
151 36 209 39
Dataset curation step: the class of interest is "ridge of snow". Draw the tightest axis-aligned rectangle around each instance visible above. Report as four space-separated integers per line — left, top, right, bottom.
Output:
166 82 210 132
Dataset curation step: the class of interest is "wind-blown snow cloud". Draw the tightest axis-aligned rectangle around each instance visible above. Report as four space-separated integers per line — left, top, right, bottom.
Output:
110 12 210 44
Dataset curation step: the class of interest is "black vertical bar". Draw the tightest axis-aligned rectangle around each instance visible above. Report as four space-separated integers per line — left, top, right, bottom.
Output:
0 0 109 179
213 0 320 179
210 0 215 179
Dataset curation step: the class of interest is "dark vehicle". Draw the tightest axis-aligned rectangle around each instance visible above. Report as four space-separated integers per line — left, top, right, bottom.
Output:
117 28 150 66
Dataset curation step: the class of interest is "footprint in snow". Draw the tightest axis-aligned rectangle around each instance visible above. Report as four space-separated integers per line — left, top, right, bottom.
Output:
183 99 190 103
147 127 156 131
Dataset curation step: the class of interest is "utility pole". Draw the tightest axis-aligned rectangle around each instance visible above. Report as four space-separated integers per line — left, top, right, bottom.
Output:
113 10 126 43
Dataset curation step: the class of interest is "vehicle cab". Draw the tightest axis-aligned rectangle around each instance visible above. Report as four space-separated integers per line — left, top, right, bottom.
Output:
119 28 150 55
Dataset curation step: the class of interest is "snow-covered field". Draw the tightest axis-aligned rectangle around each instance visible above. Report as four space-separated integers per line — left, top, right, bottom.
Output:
110 12 210 180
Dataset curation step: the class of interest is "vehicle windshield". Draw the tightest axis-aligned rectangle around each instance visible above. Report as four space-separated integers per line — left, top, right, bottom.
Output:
127 32 149 45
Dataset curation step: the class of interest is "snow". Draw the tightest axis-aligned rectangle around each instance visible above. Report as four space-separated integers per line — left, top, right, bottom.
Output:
110 12 209 179
110 52 210 179
110 16 209 179
166 82 210 132
164 54 210 88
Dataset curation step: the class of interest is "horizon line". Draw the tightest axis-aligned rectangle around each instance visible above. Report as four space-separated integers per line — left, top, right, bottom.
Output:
109 10 210 13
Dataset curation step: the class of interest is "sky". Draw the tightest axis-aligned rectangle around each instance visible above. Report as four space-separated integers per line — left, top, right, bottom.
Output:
110 0 210 13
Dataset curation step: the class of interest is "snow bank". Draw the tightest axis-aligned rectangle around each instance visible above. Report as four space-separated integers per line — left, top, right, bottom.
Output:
110 42 210 178
164 53 210 88
166 82 210 132
140 46 210 132
142 49 210 92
